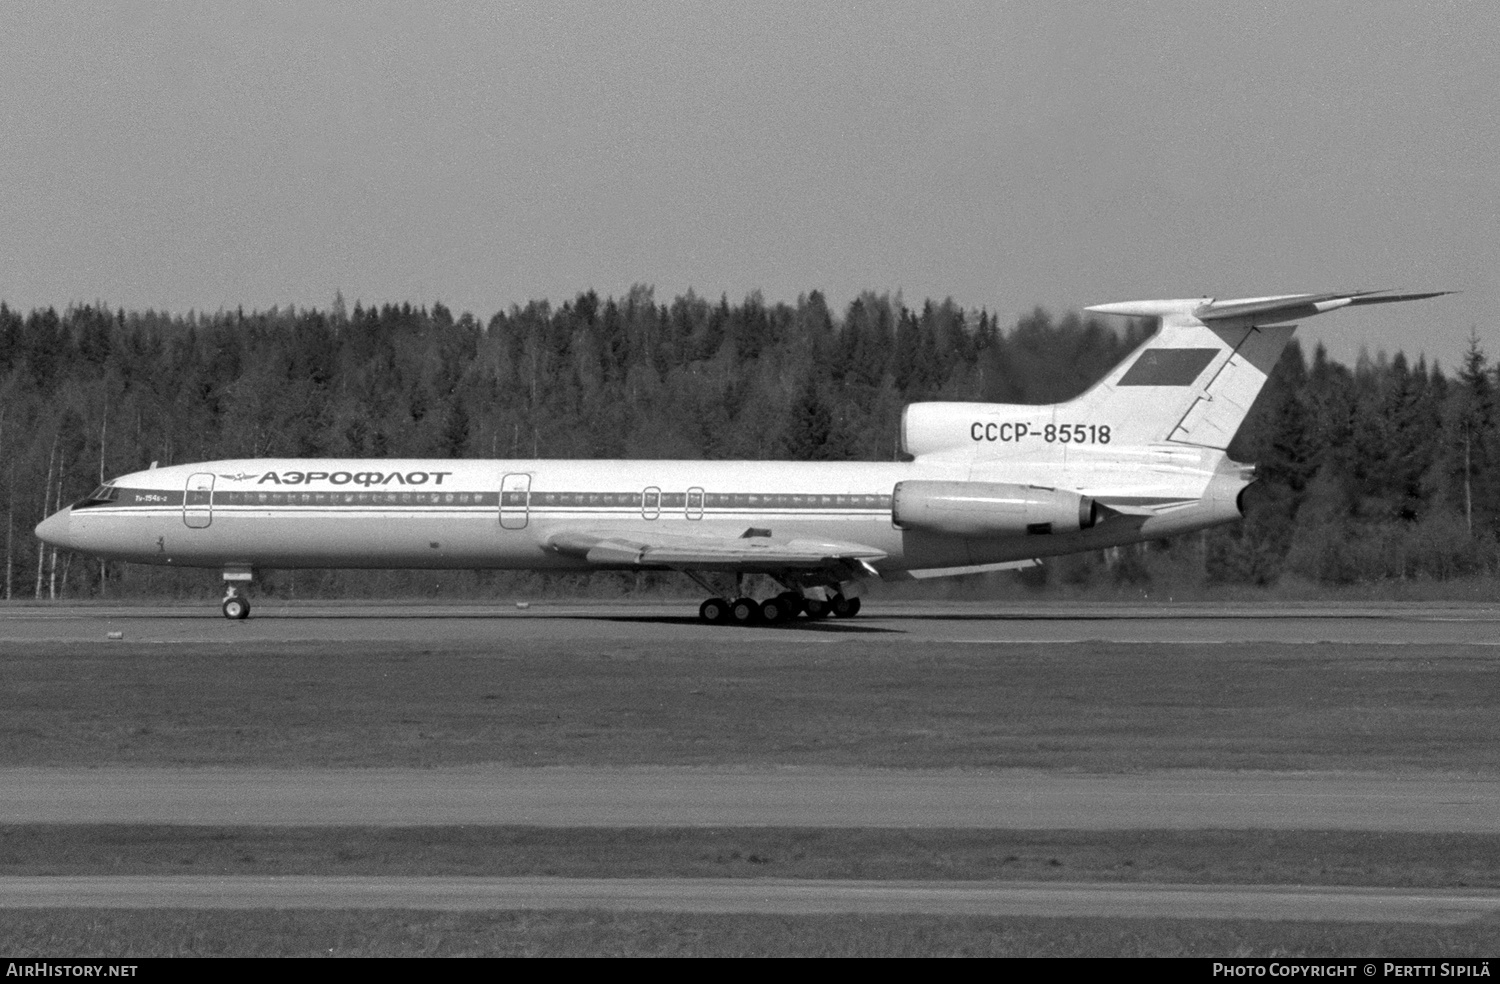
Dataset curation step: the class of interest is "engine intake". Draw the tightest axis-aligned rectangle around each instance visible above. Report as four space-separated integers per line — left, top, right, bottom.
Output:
892 481 1098 537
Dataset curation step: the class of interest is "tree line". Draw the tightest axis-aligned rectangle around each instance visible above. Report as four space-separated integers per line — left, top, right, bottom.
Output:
0 287 1494 599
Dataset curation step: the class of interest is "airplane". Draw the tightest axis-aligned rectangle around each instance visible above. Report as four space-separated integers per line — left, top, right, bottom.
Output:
34 290 1447 624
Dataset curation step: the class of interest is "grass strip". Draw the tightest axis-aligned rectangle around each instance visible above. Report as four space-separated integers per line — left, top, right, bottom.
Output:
4 825 1499 888
3 909 1497 957
2 640 1497 771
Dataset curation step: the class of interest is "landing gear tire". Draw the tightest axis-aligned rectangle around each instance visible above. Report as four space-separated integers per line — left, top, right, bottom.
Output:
775 591 805 617
803 597 831 619
729 597 760 625
759 596 793 625
221 596 251 620
699 597 730 624
831 594 861 618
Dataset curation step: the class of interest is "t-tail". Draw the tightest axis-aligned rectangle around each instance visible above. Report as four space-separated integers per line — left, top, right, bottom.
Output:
902 290 1450 459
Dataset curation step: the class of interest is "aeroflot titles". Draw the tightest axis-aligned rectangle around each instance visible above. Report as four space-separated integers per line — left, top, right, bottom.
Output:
256 470 453 486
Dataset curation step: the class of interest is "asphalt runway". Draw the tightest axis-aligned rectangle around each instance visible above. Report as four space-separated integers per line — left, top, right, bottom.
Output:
4 876 1498 923
4 767 1499 831
2 599 1500 644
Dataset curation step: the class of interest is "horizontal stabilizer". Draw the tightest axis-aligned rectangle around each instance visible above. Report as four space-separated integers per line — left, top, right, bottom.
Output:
1086 290 1452 327
1194 290 1453 325
1346 290 1454 306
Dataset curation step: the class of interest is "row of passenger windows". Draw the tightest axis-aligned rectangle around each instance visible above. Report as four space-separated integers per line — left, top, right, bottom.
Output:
199 490 894 509
505 492 893 508
216 491 488 506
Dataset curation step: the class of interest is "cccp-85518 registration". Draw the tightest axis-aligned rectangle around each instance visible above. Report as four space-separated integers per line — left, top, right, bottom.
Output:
970 422 1111 444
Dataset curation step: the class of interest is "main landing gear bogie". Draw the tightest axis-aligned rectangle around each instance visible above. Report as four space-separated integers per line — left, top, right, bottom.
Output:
698 597 730 624
696 591 859 626
831 595 861 618
757 592 802 625
729 596 760 625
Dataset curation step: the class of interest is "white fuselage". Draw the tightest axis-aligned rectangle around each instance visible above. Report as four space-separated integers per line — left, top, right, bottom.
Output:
43 450 1247 576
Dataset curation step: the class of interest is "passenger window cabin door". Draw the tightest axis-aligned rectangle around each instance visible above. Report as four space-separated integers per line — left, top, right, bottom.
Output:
184 473 214 529
500 473 531 530
642 486 661 520
686 487 704 520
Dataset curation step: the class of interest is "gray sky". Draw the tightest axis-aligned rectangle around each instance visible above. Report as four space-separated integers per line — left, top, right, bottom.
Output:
1 0 1494 369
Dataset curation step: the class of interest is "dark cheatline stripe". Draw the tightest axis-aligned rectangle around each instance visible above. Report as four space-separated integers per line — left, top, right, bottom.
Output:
1116 348 1219 386
84 489 897 512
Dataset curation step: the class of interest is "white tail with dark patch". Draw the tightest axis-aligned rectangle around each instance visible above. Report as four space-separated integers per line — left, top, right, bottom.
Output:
903 290 1447 460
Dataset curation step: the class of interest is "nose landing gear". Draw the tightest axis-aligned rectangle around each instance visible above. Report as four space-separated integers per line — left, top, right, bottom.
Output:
220 567 254 620
221 589 250 620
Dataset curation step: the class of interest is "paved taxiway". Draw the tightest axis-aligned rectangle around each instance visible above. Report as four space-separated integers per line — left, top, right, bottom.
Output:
2 599 1500 645
4 876 1498 923
5 767 1499 832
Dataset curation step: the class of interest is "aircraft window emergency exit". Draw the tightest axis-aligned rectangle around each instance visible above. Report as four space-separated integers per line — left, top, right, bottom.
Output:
500 473 530 529
184 473 214 529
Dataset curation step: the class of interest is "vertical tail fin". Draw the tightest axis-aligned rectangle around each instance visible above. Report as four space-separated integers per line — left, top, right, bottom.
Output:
1072 298 1292 448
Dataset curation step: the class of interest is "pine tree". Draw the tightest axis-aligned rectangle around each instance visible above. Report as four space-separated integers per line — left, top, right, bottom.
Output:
1454 330 1494 533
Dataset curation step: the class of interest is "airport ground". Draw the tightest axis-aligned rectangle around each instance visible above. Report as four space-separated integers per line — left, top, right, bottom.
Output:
0 600 1498 956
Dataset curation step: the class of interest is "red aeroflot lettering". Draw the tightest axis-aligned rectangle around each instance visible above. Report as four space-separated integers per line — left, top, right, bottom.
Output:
35 291 1447 624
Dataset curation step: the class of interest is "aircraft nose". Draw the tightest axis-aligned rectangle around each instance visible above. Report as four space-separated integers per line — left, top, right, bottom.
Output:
34 509 74 550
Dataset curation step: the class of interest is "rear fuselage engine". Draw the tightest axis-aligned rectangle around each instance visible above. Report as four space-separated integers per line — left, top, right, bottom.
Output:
891 481 1099 537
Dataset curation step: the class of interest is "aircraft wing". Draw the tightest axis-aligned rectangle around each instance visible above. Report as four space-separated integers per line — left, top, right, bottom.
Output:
543 527 887 574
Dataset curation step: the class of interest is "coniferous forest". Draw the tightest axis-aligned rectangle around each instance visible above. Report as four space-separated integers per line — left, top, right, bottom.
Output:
2 287 1497 601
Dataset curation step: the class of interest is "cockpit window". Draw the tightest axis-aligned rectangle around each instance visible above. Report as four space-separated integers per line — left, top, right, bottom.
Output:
71 485 121 509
